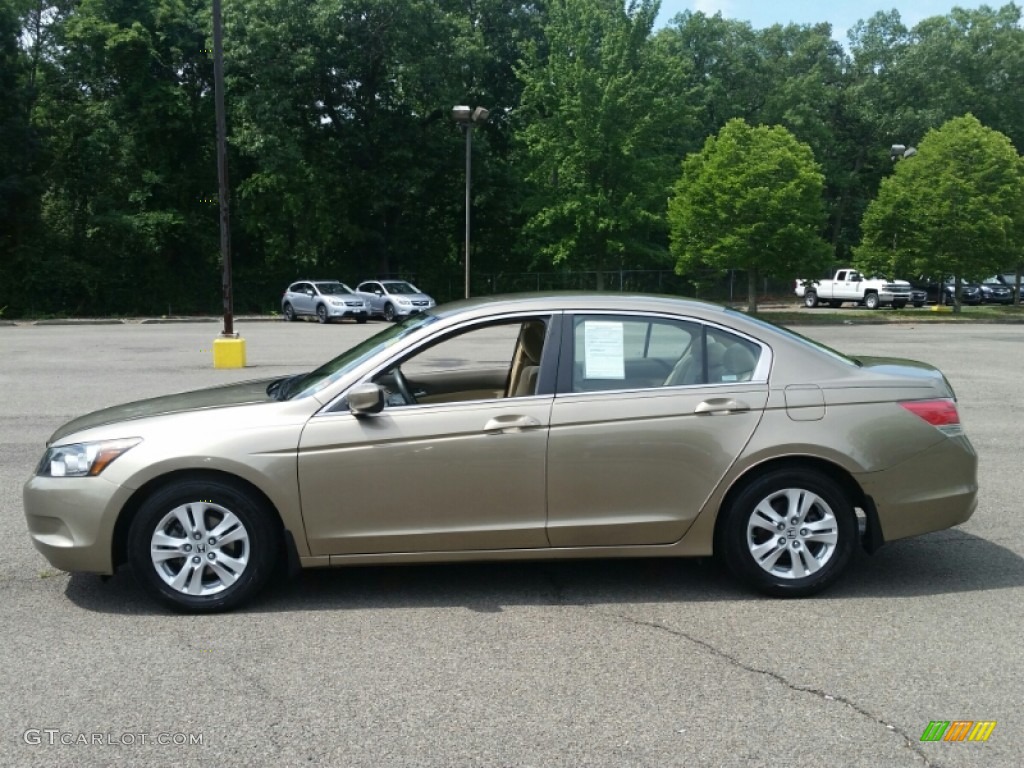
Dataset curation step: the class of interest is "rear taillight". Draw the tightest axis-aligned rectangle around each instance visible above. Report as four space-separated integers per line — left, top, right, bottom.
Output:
900 399 963 436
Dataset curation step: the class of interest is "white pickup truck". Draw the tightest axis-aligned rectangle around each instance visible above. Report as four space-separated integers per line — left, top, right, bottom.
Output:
795 269 913 309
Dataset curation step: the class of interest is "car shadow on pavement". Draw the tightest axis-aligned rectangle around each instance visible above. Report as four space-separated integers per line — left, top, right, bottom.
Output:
64 529 1024 616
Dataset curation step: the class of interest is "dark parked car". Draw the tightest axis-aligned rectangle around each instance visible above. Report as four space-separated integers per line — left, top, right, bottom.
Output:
979 278 1013 305
918 278 981 306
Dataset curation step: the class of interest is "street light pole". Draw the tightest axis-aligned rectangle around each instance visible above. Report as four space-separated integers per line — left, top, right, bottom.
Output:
452 106 489 299
210 0 245 367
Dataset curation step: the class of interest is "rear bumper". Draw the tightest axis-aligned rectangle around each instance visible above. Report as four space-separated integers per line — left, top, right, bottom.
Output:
856 435 978 542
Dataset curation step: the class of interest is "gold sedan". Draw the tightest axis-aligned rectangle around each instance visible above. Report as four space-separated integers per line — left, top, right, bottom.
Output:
24 295 977 612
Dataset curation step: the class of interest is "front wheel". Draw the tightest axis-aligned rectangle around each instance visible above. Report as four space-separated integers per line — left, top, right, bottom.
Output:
864 292 880 310
356 315 368 324
316 304 329 324
803 292 819 309
127 478 279 613
718 469 857 597
383 303 396 322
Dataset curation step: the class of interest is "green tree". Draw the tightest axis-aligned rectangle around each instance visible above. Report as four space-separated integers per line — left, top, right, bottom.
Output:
855 114 1024 313
515 0 686 284
668 118 832 311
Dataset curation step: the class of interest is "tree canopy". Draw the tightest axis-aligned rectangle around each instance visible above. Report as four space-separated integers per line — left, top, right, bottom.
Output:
667 119 832 311
856 114 1024 310
2 2 1024 317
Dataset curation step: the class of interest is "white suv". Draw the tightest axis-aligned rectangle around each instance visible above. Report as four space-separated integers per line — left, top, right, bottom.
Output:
281 281 369 324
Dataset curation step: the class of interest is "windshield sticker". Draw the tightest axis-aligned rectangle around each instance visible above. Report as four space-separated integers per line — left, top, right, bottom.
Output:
584 321 625 379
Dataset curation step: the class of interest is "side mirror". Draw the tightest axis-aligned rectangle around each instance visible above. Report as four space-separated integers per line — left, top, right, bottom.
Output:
347 382 385 416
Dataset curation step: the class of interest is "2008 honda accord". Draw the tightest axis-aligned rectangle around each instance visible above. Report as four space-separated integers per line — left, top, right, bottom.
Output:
24 294 978 612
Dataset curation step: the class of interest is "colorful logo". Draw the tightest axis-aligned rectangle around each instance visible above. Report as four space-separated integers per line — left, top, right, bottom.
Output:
920 721 996 742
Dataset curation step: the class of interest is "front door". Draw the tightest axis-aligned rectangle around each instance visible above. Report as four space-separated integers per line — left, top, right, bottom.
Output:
298 315 557 556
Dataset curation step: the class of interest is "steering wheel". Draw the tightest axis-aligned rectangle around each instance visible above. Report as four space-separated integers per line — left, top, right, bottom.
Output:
392 366 417 405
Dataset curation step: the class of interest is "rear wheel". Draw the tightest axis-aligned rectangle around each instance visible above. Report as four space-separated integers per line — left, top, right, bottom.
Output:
893 300 907 309
718 469 857 597
803 292 819 308
864 292 880 310
127 478 279 613
282 303 296 322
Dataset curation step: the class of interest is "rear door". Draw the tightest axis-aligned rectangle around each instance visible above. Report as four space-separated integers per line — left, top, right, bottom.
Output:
545 313 770 547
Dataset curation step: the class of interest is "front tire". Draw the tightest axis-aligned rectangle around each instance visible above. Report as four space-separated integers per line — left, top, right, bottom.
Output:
316 304 329 324
383 303 396 322
718 469 857 598
864 292 880 310
127 479 279 613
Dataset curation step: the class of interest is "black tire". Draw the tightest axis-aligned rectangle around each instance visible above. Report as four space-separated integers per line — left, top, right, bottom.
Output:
803 292 819 309
383 303 396 322
283 303 296 322
828 300 842 308
718 469 857 598
316 304 329 324
913 301 924 308
864 292 880 310
127 478 279 613
893 300 907 309
356 315 368 324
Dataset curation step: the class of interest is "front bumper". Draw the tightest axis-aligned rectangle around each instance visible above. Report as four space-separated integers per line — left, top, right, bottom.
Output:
857 435 978 543
23 475 131 574
326 304 368 320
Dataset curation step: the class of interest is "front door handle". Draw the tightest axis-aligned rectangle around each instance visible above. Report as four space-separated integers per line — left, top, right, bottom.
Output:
695 398 750 415
484 415 542 433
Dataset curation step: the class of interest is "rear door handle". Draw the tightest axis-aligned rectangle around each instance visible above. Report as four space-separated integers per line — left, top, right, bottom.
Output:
695 398 750 415
484 415 542 433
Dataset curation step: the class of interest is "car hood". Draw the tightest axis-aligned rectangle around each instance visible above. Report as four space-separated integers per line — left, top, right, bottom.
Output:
50 378 277 443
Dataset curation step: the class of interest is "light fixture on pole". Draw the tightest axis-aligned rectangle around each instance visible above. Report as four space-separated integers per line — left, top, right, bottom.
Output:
890 144 917 161
451 105 489 299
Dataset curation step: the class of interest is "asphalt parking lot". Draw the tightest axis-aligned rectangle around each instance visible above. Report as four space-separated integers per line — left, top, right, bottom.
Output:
1 318 1021 767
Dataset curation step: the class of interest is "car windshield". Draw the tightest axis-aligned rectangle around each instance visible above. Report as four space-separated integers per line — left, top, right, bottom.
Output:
383 281 419 295
316 282 353 295
727 309 860 367
281 312 439 399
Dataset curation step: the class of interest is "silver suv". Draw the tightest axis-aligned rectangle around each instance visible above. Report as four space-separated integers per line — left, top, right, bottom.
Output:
281 281 369 324
354 280 435 321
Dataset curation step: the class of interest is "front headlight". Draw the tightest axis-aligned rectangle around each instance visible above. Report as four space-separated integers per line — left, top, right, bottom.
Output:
37 438 142 478
328 298 344 306
396 298 411 306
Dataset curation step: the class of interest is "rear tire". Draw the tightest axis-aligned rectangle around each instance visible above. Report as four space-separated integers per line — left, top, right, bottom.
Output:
803 292 819 309
127 478 279 613
283 303 296 322
718 469 857 598
893 300 907 309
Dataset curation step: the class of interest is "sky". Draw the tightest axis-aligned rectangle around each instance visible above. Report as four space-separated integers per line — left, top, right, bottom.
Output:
655 1 996 42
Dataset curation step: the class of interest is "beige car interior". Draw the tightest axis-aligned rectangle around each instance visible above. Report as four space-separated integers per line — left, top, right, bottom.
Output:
506 320 547 397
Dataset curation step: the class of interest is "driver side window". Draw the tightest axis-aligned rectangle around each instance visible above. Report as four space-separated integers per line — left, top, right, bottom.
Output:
372 317 551 407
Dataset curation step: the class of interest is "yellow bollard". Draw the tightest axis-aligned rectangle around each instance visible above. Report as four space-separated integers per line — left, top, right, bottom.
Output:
213 334 246 368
